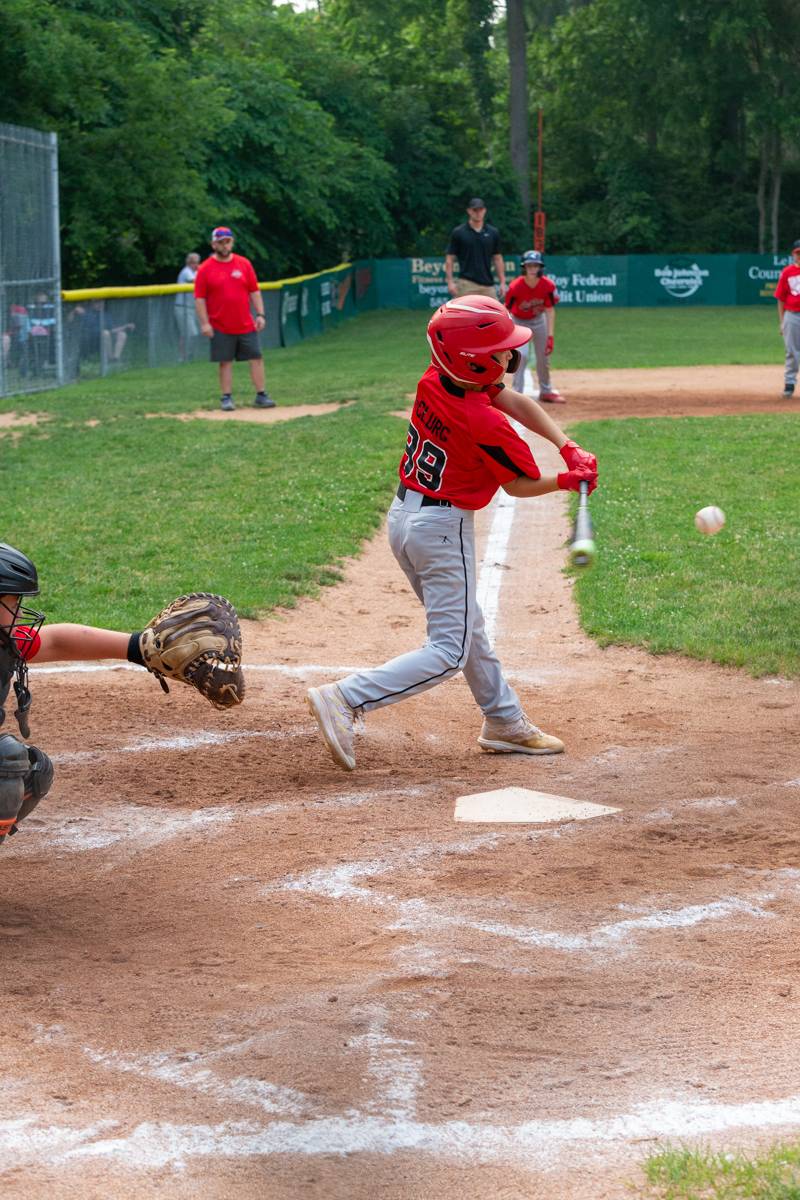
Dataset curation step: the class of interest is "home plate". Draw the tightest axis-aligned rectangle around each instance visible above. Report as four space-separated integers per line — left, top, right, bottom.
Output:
454 787 620 824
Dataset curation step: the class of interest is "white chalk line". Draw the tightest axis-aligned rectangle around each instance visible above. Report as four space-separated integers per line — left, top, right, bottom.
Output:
51 729 280 765
13 785 428 855
274 832 789 955
7 1092 800 1172
83 1046 310 1118
20 1020 800 1171
475 492 517 646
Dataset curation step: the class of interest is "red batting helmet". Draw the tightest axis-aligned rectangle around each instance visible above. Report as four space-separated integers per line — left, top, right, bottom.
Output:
427 296 531 387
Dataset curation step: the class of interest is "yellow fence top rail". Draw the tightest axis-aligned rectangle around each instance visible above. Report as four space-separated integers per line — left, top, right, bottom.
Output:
62 262 352 302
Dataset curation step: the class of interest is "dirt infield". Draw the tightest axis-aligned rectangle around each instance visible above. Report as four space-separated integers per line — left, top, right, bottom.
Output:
3 365 800 1199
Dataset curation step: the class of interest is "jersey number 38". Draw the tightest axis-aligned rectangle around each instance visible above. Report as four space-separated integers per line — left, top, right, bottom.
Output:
402 423 447 492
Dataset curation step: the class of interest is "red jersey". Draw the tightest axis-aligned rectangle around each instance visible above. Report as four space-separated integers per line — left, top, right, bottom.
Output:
399 366 541 511
775 264 800 312
504 274 559 320
194 253 259 334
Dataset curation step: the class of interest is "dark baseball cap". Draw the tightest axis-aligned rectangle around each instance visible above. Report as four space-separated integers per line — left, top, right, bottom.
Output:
467 197 486 209
792 239 800 250
211 226 234 240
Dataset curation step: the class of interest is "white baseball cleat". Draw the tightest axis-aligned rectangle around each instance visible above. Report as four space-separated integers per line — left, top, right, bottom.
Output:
308 683 356 771
478 713 564 755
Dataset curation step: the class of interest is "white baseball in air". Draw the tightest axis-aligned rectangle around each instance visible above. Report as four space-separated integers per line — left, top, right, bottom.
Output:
694 505 726 535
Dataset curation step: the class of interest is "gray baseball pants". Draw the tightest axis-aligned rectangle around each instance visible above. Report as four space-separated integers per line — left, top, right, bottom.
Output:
338 489 522 722
511 313 552 393
784 310 800 388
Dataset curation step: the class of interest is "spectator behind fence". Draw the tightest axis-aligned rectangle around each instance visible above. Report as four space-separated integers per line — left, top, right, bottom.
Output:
194 225 275 412
72 301 135 367
175 252 201 361
4 304 31 376
28 292 57 372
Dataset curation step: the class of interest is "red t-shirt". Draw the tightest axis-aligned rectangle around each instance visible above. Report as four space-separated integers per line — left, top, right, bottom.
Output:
775 264 800 312
194 254 259 334
398 366 541 511
504 274 559 320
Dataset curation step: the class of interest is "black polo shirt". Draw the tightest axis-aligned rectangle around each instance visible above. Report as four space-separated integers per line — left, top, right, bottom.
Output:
446 221 501 286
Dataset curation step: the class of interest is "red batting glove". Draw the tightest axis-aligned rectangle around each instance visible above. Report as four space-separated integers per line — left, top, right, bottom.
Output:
560 440 597 474
545 335 554 355
557 467 597 494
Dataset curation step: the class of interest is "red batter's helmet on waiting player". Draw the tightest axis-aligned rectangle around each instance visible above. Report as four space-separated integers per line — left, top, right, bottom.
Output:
427 296 531 387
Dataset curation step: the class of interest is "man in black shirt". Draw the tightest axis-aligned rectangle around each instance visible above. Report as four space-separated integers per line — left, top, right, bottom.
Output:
445 198 507 299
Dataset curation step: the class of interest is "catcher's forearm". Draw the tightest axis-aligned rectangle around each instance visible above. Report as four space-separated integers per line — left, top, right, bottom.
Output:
35 624 131 663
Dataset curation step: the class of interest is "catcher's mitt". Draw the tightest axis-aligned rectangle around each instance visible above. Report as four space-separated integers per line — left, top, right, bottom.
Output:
140 593 244 710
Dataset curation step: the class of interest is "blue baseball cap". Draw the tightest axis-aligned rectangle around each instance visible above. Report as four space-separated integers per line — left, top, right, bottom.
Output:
211 226 234 240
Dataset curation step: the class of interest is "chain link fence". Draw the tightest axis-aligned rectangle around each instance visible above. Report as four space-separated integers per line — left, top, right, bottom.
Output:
0 122 62 397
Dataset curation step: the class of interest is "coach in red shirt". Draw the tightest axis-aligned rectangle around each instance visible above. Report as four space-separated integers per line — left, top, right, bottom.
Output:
775 239 800 399
194 226 276 412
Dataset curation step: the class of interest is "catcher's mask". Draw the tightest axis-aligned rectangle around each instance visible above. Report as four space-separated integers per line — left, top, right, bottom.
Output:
0 543 45 737
427 296 531 388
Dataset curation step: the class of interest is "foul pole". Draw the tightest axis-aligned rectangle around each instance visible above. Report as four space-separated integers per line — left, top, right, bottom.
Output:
534 108 546 251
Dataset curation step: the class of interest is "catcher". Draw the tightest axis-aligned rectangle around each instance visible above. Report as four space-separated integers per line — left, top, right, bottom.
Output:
0 541 244 847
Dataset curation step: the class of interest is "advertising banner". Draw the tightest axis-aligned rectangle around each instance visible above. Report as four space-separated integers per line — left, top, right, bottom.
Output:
300 277 322 338
354 260 377 311
545 257 628 306
279 283 302 346
262 290 282 350
629 254 736 306
320 272 338 331
736 254 791 305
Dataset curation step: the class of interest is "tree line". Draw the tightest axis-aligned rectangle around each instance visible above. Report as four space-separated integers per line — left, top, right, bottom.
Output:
3 0 799 285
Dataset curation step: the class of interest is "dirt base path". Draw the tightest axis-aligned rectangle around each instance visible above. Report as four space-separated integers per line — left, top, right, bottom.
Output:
3 365 800 1200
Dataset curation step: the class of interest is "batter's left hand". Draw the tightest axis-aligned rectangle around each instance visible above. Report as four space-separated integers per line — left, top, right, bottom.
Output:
545 335 554 355
560 440 597 474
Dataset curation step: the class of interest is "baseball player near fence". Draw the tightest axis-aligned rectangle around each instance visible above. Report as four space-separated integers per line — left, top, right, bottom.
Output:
0 543 244 847
504 250 563 402
775 239 800 399
307 296 598 772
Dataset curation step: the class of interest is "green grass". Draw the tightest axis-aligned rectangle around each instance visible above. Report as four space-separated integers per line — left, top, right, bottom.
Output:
0 306 794 647
2 312 431 628
554 305 782 368
637 1142 800 1198
567 413 800 676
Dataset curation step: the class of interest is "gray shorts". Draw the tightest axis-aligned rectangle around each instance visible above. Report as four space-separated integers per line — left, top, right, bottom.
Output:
210 329 262 362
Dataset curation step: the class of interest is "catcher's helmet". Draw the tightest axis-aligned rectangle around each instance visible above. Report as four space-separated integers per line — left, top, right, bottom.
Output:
427 296 531 387
0 544 38 597
521 250 544 268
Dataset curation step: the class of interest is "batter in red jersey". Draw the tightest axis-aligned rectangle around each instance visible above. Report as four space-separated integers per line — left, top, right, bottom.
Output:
307 296 598 772
504 250 562 402
775 239 800 399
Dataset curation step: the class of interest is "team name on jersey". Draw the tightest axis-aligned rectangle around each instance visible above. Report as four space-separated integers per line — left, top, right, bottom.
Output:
414 396 451 443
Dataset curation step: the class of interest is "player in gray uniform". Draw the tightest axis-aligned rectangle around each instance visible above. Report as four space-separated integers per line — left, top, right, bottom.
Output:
307 296 597 772
504 251 562 402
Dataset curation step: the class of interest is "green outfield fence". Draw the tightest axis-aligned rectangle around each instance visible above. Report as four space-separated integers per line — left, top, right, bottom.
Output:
0 252 788 397
391 252 792 310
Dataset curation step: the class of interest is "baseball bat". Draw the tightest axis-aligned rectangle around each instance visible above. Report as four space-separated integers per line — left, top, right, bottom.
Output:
568 480 597 568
